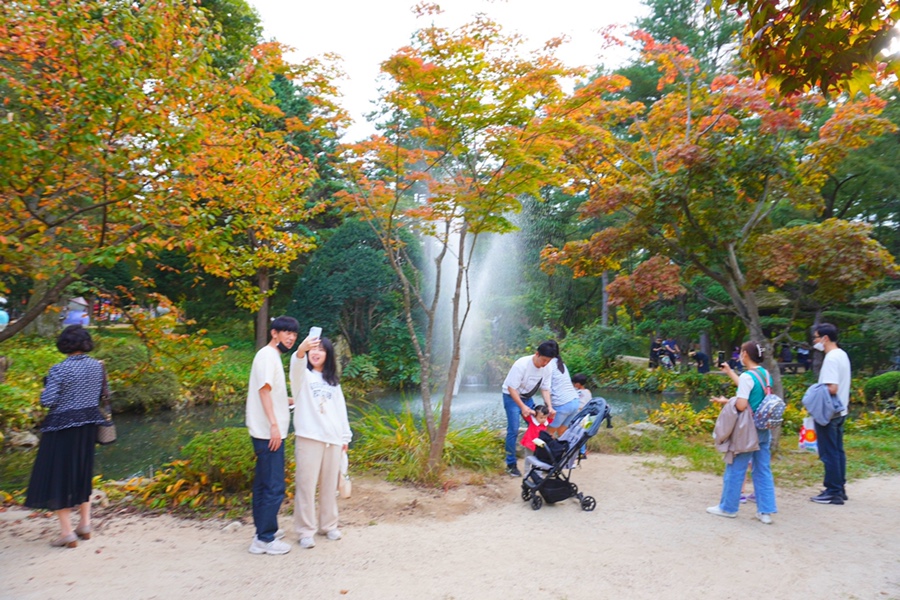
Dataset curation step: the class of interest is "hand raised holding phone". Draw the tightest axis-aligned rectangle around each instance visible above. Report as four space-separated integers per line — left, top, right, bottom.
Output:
296 327 322 354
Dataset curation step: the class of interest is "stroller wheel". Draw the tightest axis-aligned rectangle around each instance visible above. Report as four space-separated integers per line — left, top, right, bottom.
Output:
531 495 543 511
521 487 533 501
581 496 597 511
570 483 578 494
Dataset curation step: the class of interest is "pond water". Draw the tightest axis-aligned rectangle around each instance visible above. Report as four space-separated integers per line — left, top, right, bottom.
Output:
2 386 707 488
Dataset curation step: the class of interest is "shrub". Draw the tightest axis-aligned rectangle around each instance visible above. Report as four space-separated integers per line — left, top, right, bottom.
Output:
181 427 257 493
188 344 252 405
94 338 180 412
0 383 45 432
846 410 900 433
592 361 681 393
557 322 641 372
781 374 816 404
0 340 64 431
863 372 900 404
674 371 731 398
780 401 805 434
647 402 719 436
127 429 296 514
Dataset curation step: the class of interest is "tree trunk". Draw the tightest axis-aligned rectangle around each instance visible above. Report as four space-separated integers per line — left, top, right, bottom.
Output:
255 267 270 350
601 271 609 327
23 281 63 338
0 265 91 344
700 331 711 360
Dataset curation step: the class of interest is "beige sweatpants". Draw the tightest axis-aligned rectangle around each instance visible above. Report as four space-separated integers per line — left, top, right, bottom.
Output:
293 436 342 538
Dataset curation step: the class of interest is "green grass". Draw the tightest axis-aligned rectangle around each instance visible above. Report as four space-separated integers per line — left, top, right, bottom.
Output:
587 424 900 487
845 431 900 478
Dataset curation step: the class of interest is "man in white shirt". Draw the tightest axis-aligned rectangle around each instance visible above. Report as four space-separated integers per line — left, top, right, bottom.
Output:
246 316 299 555
502 340 556 477
810 322 851 506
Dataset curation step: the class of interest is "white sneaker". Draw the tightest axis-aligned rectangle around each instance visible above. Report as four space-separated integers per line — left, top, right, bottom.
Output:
326 529 342 541
248 536 291 555
756 512 773 524
299 536 316 549
706 505 737 518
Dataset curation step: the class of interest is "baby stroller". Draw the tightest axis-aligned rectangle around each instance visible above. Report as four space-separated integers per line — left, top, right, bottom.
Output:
521 398 611 511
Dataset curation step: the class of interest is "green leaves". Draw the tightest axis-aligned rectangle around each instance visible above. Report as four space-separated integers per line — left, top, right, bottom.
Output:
708 0 900 95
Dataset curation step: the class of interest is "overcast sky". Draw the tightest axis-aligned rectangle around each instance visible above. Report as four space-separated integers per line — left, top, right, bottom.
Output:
250 0 648 140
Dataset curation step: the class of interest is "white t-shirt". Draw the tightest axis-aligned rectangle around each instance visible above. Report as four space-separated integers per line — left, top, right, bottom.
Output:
736 371 756 403
502 355 552 398
577 388 592 409
549 358 579 407
245 345 291 440
819 347 851 415
290 353 352 446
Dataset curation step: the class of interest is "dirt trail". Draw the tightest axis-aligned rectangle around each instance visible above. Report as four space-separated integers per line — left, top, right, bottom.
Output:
1 454 898 600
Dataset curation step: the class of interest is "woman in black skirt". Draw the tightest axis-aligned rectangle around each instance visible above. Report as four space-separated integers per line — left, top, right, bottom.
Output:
25 325 108 548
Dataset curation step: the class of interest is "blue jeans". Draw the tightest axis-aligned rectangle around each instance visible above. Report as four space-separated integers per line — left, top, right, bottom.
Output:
718 429 777 514
251 437 285 542
504 393 534 467
815 415 846 496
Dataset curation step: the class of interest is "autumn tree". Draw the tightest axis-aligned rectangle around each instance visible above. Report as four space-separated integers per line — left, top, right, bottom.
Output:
708 0 900 95
543 33 899 396
339 9 577 477
613 0 742 106
0 0 327 344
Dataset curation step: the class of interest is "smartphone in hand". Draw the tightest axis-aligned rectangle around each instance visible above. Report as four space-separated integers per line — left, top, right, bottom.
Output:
309 326 322 340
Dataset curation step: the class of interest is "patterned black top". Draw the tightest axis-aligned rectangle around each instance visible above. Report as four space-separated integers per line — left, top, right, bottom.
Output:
40 354 108 432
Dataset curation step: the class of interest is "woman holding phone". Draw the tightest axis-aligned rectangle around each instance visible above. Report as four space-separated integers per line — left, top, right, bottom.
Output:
707 341 778 524
289 334 352 549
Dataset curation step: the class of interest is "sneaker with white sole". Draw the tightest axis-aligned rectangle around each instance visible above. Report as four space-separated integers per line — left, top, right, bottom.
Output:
706 505 737 518
326 529 342 541
756 512 773 524
299 536 316 549
248 536 291 555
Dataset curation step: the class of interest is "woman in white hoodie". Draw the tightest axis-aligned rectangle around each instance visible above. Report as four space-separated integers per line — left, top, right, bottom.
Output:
290 337 352 549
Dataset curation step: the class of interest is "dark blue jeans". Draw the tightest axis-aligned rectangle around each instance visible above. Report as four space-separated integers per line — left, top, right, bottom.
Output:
251 437 285 543
503 393 534 467
814 415 846 496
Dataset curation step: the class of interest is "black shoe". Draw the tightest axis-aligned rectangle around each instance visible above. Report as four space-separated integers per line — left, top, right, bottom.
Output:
506 465 522 477
841 490 849 501
810 492 844 505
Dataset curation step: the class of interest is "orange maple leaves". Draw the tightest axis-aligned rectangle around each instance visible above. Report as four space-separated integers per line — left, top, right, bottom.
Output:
0 0 344 336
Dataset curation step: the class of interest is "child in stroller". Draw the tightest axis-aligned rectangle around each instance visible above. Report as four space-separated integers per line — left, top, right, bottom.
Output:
521 404 551 456
521 398 611 511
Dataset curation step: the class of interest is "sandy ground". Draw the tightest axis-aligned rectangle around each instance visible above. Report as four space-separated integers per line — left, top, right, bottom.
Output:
1 454 899 600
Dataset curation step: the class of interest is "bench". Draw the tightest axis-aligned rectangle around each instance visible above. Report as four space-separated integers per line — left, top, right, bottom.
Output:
778 362 806 374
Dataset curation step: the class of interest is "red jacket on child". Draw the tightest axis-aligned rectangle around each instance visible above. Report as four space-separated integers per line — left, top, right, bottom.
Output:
521 415 547 451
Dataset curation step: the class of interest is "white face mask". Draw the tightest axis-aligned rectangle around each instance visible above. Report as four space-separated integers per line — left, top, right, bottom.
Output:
813 342 825 352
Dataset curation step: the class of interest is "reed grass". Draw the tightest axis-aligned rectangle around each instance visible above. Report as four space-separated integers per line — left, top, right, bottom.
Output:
350 404 503 483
